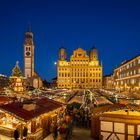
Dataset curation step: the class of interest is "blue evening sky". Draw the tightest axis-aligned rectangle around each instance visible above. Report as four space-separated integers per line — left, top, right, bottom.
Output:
0 0 140 81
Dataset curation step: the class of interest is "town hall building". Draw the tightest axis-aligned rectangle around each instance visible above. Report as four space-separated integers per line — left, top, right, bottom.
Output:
57 47 103 89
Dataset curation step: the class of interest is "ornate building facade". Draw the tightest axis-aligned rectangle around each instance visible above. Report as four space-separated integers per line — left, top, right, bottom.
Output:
57 47 102 89
113 54 140 93
24 27 42 88
103 74 114 90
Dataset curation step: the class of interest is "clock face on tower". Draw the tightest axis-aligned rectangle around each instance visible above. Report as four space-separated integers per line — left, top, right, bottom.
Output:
26 51 31 56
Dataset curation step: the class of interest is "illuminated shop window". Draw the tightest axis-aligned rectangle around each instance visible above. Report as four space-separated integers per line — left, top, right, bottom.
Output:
131 79 135 85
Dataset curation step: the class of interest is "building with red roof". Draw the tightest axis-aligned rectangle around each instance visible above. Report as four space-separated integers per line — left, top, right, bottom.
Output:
0 97 65 140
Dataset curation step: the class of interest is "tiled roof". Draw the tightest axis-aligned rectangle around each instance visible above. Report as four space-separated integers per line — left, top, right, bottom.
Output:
0 97 63 121
0 96 12 105
115 54 140 70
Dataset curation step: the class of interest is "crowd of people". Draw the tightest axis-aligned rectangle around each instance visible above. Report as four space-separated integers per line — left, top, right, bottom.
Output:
51 103 91 140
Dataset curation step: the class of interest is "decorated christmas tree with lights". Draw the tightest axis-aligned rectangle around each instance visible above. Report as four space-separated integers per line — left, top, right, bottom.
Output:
10 61 25 92
11 61 22 77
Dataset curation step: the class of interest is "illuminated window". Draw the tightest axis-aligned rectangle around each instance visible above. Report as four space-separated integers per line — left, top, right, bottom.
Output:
134 70 136 75
131 79 135 85
138 58 140 64
133 61 136 66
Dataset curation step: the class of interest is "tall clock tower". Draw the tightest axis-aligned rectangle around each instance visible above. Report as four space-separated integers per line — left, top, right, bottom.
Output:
24 27 34 78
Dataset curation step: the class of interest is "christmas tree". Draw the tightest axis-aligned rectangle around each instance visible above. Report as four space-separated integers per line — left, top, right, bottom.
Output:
11 61 22 77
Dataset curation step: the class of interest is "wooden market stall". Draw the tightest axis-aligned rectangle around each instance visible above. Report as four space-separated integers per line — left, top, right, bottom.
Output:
0 97 65 140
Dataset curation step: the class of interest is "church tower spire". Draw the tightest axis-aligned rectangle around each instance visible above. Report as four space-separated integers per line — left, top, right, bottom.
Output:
24 24 34 78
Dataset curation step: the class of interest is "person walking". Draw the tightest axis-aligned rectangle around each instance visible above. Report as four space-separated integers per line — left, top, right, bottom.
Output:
14 129 19 140
65 125 70 140
53 124 58 140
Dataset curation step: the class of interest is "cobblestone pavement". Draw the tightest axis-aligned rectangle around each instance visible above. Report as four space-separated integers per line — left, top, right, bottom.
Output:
44 127 94 140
